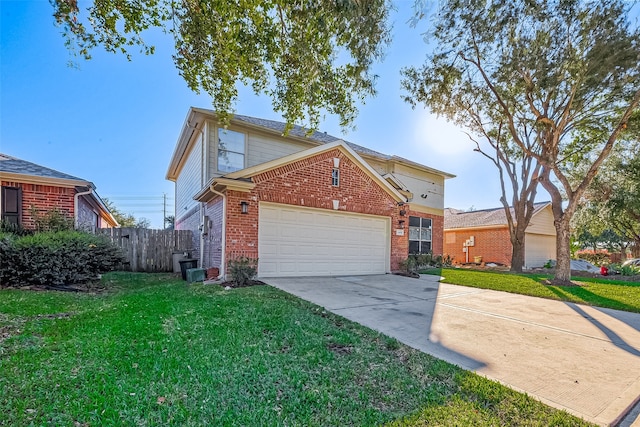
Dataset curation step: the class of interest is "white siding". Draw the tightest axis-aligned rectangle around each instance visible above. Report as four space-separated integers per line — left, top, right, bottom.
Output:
365 158 388 176
176 135 204 220
392 164 445 210
207 124 217 178
247 132 309 167
527 205 556 235
206 123 311 180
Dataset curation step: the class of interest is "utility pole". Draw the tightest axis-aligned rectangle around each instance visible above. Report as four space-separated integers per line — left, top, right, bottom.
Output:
163 193 167 230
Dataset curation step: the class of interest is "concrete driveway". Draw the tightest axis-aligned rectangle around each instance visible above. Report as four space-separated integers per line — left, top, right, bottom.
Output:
265 274 640 426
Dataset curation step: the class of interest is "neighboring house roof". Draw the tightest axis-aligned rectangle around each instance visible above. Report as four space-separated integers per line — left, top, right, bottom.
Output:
0 153 89 184
166 107 456 181
0 153 118 227
444 202 551 230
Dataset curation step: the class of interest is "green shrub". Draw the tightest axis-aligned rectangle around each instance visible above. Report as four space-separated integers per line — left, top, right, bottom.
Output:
399 256 418 274
401 253 453 273
30 206 75 232
227 256 258 287
0 231 124 288
620 264 640 276
0 220 32 236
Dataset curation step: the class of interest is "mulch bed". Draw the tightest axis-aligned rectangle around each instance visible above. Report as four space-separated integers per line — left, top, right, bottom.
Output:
392 271 420 278
219 280 267 288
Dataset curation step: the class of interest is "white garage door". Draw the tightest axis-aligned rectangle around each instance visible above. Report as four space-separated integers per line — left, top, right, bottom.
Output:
525 233 556 269
258 203 390 277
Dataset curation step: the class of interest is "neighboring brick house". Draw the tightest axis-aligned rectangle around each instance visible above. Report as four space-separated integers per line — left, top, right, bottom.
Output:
443 202 556 269
166 107 455 278
0 153 118 231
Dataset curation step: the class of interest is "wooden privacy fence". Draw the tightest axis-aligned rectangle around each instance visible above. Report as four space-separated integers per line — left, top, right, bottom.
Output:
98 228 194 272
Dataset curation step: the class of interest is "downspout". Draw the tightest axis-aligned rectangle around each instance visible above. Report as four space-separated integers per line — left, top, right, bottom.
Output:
199 122 207 273
208 186 227 279
74 187 93 229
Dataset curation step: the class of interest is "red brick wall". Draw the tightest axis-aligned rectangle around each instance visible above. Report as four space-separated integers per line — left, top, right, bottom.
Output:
224 149 410 271
1 180 75 230
443 227 512 266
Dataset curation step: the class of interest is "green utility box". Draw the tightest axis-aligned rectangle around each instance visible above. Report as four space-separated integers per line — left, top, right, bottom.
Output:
186 268 206 283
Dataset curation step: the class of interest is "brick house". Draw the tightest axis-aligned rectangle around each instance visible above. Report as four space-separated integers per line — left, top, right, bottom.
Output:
166 107 455 278
0 153 118 231
443 202 556 269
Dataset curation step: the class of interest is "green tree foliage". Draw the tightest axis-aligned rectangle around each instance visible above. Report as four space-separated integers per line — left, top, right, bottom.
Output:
574 135 640 258
102 198 150 229
402 0 640 284
51 0 391 132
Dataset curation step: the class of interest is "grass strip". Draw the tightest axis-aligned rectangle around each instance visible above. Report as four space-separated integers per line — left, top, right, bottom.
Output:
0 272 593 426
422 268 640 313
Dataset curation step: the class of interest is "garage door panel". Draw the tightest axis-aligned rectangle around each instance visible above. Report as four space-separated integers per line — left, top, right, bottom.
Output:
525 234 556 269
258 203 389 277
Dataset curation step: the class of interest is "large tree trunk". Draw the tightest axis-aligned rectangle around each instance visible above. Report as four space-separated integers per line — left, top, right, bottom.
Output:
509 219 529 273
510 235 525 273
552 216 573 285
539 167 575 285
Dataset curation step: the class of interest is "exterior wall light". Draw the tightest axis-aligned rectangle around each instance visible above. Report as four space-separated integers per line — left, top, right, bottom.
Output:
240 201 249 214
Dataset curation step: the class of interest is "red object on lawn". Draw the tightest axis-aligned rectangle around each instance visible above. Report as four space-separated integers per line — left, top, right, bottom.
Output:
600 266 608 276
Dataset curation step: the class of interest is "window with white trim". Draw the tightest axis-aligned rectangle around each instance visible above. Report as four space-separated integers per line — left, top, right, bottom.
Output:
331 168 340 186
217 129 245 173
409 216 432 254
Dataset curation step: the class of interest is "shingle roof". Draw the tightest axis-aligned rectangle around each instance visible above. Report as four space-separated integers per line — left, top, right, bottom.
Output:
444 202 550 229
0 153 87 183
192 109 454 178
232 114 342 145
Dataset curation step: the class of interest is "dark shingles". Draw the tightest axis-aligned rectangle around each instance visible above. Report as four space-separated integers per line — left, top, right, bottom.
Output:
0 153 86 182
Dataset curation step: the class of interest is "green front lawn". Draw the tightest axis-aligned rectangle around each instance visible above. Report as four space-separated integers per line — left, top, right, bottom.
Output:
0 273 591 426
422 268 640 313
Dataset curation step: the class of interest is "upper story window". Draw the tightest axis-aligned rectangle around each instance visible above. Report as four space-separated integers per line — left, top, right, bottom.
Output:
409 216 432 254
218 129 246 173
332 168 340 186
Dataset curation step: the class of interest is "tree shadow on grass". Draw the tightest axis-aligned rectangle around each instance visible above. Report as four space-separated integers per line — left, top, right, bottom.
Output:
546 284 640 313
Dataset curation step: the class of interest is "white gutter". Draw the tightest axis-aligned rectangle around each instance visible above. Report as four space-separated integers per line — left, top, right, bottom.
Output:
208 186 227 279
74 187 93 229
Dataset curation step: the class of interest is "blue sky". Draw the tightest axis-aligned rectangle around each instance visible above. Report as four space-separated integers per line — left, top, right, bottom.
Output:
1 0 510 228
